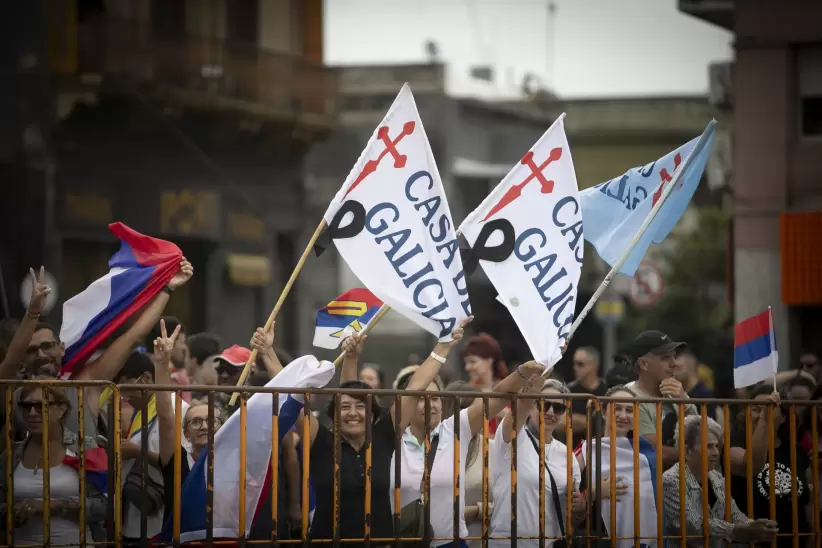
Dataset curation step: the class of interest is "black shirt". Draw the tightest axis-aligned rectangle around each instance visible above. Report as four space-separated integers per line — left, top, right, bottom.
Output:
687 381 717 421
161 447 193 527
730 438 811 548
308 410 395 543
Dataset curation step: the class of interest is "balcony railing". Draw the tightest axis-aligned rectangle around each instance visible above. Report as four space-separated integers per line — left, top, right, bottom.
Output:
77 17 337 124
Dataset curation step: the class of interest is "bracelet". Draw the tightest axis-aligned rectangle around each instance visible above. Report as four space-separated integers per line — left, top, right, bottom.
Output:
26 311 40 320
429 351 446 364
162 285 174 296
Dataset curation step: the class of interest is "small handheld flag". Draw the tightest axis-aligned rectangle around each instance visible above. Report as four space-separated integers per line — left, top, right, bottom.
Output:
313 288 383 349
734 307 778 388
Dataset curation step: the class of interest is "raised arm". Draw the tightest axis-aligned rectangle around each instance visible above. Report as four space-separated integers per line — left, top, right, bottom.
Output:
153 319 182 466
0 267 51 379
500 373 543 444
391 316 473 431
467 360 545 436
250 324 283 378
75 258 192 385
339 333 367 384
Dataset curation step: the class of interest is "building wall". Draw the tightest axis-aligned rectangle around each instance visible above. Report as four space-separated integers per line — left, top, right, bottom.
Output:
733 0 822 362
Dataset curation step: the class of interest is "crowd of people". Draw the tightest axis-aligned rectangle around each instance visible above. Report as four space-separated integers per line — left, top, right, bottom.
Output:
0 262 820 548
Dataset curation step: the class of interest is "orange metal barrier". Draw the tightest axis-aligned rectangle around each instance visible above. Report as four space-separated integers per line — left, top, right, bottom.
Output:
0 382 819 548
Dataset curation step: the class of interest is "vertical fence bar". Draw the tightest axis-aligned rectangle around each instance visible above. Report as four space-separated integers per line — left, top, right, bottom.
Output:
301 393 311 546
767 406 776 548
812 408 819 548
566 395 573 543
423 395 432 545
452 394 461 546
239 395 248 548
173 390 183 547
700 405 710 548
678 406 686 548
334 393 341 548
510 395 518 548
538 398 545 546
270 392 280 545
112 387 123 546
42 390 51 548
4 388 14 548
140 391 148 548
655 402 663 548
206 392 215 544
745 406 753 519
723 405 732 523
609 402 616 548
365 393 373 547
78 386 87 548
789 406 799 548
633 403 640 548
482 397 490 548
393 394 402 548
585 402 593 548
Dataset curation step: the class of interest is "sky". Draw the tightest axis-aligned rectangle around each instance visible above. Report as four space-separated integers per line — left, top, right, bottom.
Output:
325 0 733 99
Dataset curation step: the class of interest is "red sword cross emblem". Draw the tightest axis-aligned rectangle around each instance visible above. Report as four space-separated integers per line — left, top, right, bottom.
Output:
481 147 563 222
344 121 416 198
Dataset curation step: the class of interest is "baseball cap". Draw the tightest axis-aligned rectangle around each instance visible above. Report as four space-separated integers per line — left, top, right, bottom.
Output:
630 331 686 359
215 345 252 368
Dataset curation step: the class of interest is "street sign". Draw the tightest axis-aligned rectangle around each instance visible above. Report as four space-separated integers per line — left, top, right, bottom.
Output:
629 261 664 308
594 297 625 324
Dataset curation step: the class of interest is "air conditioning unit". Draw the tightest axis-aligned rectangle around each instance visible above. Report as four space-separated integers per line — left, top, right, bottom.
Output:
709 62 733 108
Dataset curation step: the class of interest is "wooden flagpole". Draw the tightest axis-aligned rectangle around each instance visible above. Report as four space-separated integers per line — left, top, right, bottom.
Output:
542 120 717 376
229 219 328 406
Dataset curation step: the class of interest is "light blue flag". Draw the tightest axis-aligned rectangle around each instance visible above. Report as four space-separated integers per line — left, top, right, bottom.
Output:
580 121 716 276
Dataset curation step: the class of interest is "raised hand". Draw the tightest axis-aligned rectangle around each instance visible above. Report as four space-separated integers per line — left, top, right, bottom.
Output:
341 332 367 357
446 316 474 346
168 258 194 290
518 360 546 379
153 318 182 367
27 266 52 315
250 324 275 353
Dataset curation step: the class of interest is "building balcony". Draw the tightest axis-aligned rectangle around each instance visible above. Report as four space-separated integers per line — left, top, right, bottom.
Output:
71 17 338 130
679 0 734 30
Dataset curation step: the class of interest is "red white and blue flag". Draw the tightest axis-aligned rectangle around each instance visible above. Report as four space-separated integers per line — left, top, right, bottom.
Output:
59 223 182 378
734 308 778 388
313 288 383 349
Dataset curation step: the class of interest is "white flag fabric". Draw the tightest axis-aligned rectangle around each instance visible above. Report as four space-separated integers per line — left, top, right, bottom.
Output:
458 114 582 367
164 355 336 543
323 84 470 341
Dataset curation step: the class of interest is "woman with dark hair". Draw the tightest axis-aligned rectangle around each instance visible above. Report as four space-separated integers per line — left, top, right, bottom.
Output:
729 386 812 548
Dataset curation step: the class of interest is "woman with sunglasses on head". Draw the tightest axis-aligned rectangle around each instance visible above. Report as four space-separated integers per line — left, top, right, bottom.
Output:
489 377 584 547
573 385 660 548
392 318 546 548
0 381 107 547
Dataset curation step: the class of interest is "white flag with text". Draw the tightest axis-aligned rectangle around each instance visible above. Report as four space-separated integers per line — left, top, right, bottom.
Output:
458 114 582 366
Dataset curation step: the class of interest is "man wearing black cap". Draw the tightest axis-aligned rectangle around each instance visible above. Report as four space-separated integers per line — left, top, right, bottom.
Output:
625 330 696 468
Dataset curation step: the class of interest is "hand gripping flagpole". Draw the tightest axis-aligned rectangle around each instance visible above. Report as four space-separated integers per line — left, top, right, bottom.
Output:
543 120 717 376
332 304 391 366
229 219 328 406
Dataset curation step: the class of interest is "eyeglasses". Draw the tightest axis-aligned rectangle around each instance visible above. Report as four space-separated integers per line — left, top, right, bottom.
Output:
541 402 567 414
18 401 64 413
186 417 223 429
25 341 58 356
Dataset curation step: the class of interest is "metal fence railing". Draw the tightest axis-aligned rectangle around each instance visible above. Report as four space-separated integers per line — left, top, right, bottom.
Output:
0 381 817 548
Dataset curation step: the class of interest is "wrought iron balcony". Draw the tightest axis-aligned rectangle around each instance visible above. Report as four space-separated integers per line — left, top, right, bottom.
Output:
76 18 338 128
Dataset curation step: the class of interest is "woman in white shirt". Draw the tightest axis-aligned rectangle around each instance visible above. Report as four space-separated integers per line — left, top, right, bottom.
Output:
391 317 545 548
490 378 585 547
574 385 660 548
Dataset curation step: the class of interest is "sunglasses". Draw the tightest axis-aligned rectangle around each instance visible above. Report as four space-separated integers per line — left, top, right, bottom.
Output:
540 402 567 414
18 401 65 413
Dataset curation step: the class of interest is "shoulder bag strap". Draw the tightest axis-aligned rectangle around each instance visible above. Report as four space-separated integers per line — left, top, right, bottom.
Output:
525 427 566 537
418 434 441 496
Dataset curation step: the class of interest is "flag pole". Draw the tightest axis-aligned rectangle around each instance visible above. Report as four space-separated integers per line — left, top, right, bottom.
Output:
333 304 391 366
767 305 778 387
547 120 716 372
229 219 328 406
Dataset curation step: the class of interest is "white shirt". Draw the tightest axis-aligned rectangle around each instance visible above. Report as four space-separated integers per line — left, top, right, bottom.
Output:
14 462 92 548
490 424 580 548
390 408 472 547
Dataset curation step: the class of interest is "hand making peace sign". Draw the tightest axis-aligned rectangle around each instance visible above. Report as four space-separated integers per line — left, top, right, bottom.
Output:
153 318 182 367
27 266 52 316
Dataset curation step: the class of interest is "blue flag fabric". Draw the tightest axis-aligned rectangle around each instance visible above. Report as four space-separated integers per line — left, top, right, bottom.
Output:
579 121 716 276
